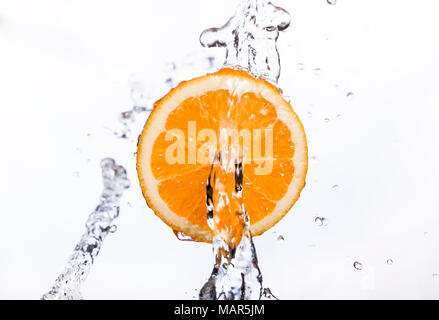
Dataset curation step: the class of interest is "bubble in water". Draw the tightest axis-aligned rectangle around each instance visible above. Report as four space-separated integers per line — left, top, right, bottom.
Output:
331 184 339 190
324 117 330 123
307 111 312 118
327 0 337 5
346 92 354 100
313 68 321 76
353 261 363 270
386 259 393 265
315 216 328 226
297 63 304 71
433 273 438 278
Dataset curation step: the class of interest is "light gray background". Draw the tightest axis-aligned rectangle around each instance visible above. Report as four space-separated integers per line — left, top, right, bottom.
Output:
1 0 439 299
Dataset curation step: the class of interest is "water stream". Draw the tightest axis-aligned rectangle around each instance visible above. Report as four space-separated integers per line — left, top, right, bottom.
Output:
42 159 130 300
198 0 290 300
42 0 290 300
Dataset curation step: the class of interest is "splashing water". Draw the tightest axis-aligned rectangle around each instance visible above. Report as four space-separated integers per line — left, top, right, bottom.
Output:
199 154 263 300
197 0 291 300
116 53 219 141
315 216 329 226
353 261 363 270
200 0 291 83
41 158 130 300
44 0 291 300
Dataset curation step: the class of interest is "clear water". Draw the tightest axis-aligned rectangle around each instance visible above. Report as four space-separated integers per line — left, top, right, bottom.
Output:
199 155 263 300
200 0 291 83
198 0 290 300
42 0 290 300
41 159 130 300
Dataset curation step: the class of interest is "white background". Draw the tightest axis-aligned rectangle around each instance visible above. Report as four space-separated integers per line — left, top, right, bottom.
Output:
1 0 439 299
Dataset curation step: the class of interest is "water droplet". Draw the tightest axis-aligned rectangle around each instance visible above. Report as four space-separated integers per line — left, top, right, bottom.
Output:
313 68 321 76
173 230 195 242
315 217 328 226
327 0 337 5
346 92 354 100
324 117 330 123
336 113 341 119
261 288 278 300
386 259 393 265
297 63 304 70
207 56 216 69
165 78 174 88
307 111 312 118
73 171 80 178
353 261 363 270
433 273 438 278
164 61 177 73
331 184 339 190
109 225 117 233
311 155 319 162
277 235 285 242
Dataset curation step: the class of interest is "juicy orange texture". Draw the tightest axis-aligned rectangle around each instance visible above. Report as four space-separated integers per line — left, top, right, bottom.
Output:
137 68 308 243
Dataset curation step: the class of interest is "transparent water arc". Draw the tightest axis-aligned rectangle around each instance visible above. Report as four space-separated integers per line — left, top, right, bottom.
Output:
199 0 291 84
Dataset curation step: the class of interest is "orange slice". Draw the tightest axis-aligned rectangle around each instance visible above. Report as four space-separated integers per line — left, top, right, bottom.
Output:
137 68 307 243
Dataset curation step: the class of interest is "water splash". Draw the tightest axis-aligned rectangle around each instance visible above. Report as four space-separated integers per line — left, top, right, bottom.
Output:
173 230 196 242
41 158 130 300
315 216 329 226
116 53 219 140
261 287 278 300
353 261 363 270
198 1 293 300
199 154 263 300
200 0 291 83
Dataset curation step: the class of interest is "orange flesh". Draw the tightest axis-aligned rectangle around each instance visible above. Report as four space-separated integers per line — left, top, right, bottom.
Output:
151 89 295 234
